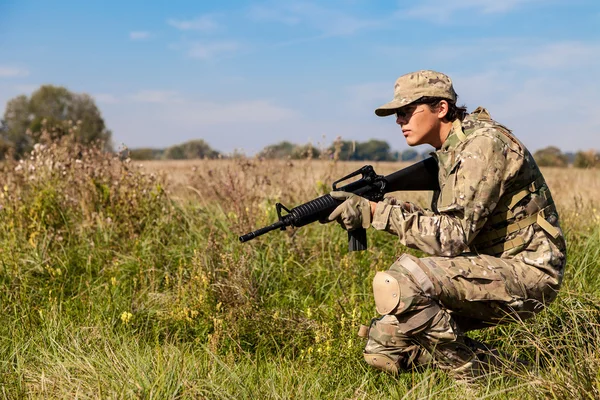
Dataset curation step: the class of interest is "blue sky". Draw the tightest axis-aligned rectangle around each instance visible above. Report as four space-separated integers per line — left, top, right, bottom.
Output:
1 0 599 155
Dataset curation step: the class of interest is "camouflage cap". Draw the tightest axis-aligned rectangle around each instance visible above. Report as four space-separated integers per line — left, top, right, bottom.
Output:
375 70 457 117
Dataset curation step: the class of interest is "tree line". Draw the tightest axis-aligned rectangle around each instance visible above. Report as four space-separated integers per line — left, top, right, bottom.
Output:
1 85 599 167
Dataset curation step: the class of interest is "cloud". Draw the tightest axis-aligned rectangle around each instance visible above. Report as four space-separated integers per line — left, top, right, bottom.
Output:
129 90 182 104
247 2 382 36
129 31 152 41
167 15 219 32
510 41 600 70
398 0 543 23
186 41 240 60
0 66 29 78
165 99 298 125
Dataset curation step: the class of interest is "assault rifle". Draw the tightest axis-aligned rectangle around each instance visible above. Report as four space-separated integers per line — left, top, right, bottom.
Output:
239 157 440 251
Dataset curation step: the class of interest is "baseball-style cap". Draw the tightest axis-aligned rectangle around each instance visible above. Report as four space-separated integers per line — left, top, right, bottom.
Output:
375 70 457 117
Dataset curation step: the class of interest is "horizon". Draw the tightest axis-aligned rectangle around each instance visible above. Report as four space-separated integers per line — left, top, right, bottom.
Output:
1 0 599 155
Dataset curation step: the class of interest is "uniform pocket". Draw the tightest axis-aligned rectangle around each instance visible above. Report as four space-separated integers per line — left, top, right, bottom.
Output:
450 268 515 302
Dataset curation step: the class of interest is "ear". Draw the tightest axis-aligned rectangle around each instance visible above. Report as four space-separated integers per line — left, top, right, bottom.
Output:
437 100 449 119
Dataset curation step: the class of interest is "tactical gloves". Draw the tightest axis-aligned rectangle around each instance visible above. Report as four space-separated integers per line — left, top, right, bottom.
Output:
328 191 373 231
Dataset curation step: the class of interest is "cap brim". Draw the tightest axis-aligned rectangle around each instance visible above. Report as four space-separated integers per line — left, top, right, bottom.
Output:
374 97 419 117
374 100 403 117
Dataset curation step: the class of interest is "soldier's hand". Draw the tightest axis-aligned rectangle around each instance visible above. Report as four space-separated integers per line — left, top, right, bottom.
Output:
327 191 374 231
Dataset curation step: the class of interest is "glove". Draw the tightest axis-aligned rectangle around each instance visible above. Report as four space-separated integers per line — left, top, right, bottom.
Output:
327 191 372 231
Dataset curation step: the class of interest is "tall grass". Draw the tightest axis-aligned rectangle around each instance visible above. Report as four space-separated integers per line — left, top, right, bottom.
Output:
1 137 600 399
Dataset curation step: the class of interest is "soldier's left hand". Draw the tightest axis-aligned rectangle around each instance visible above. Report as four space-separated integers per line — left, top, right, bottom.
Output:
327 191 373 231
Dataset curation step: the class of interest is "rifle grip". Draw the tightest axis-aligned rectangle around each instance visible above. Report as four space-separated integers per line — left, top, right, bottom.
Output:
348 228 367 252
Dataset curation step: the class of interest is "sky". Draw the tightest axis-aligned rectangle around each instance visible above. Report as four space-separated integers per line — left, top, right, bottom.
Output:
1 0 599 155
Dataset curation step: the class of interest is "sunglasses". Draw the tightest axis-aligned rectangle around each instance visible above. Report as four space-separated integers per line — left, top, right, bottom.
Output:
395 105 425 120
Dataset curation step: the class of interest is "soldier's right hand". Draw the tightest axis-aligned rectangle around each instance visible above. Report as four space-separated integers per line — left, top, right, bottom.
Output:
327 191 374 231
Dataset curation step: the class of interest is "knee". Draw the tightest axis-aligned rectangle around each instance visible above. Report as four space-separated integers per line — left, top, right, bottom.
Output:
372 254 436 316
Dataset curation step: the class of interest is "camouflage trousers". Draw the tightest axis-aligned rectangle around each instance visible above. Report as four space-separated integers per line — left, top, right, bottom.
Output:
362 253 560 374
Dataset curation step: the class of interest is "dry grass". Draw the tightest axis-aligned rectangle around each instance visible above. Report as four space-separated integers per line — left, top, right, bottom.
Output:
140 158 600 216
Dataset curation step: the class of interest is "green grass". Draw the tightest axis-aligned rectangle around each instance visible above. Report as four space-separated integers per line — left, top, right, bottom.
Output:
1 139 599 399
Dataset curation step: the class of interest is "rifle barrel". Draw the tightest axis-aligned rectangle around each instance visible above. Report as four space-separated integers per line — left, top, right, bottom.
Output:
239 220 287 242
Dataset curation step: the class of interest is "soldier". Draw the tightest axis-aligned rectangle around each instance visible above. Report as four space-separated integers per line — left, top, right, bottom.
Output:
328 70 566 378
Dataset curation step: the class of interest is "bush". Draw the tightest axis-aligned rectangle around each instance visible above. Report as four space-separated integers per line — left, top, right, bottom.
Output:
573 150 600 168
533 146 569 167
164 139 220 160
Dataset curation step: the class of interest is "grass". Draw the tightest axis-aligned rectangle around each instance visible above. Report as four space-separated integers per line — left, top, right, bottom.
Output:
1 137 600 399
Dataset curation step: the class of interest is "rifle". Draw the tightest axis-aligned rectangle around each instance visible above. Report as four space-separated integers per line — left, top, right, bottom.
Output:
239 157 440 251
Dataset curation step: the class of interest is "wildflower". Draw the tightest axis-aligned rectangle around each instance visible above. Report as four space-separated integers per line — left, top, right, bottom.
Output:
120 311 133 324
111 277 117 286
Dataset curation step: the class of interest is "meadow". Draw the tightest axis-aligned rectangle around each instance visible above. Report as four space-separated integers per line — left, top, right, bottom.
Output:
1 137 600 399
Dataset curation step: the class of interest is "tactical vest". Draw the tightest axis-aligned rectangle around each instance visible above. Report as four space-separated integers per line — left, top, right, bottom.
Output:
437 107 561 256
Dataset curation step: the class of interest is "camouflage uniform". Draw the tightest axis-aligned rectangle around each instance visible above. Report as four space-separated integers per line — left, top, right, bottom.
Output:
360 71 566 375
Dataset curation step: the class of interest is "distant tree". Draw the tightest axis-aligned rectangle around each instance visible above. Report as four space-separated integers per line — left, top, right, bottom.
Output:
258 141 296 159
163 139 220 160
573 150 600 168
355 139 394 161
328 139 394 161
1 85 112 157
291 144 320 159
400 149 419 161
128 148 165 160
533 146 568 167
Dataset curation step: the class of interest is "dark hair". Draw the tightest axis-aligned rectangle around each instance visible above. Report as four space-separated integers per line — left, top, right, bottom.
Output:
414 96 468 122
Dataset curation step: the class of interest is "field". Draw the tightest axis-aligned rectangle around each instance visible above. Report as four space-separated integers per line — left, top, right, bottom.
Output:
1 139 600 399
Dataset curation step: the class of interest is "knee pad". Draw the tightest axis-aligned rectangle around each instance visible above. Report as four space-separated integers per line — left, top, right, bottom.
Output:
373 254 437 316
363 353 398 374
373 270 417 315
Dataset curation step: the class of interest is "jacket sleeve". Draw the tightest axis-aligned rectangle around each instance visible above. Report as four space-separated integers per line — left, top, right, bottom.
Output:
371 134 512 256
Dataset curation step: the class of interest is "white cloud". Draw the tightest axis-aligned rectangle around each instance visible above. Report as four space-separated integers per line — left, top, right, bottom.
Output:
510 41 600 70
165 99 298 124
247 6 301 25
0 66 29 78
186 41 240 60
129 90 182 104
399 0 544 23
129 31 152 40
167 15 219 32
247 2 382 36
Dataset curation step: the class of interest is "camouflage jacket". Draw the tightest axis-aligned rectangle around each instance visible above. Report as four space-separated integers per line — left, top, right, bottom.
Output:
371 107 566 279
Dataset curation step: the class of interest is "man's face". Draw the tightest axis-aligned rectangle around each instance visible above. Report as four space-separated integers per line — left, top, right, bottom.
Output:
395 103 442 147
